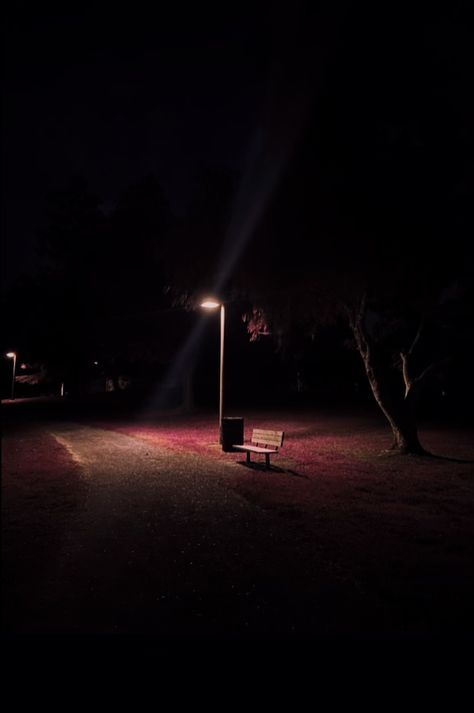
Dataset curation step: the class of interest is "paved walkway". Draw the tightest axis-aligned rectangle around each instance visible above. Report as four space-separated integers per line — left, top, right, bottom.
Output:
29 423 352 638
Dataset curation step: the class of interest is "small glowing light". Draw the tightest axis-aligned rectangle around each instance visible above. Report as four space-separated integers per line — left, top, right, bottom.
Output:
20 363 28 369
6 352 16 358
200 299 221 309
93 361 99 365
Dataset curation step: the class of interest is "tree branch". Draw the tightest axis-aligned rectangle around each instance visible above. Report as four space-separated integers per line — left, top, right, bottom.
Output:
407 322 424 356
355 292 370 359
413 357 451 387
400 351 412 397
400 322 429 396
357 291 367 325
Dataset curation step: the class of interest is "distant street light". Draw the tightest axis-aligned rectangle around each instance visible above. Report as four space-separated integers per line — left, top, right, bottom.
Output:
6 352 17 400
200 298 225 442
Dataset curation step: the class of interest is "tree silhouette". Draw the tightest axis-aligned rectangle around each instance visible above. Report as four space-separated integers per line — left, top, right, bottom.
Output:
168 3 474 453
3 174 176 394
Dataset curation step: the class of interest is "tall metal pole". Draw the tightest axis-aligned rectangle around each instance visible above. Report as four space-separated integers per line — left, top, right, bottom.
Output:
219 303 225 443
11 353 17 400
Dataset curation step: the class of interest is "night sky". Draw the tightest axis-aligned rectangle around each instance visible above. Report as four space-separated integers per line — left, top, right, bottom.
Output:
3 2 472 288
3 5 241 279
2 1 311 285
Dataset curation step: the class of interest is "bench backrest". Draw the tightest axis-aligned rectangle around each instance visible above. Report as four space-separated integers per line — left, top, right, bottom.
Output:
251 429 284 449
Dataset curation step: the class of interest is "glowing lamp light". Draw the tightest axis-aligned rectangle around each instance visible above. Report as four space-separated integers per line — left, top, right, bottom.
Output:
200 299 221 309
6 352 16 358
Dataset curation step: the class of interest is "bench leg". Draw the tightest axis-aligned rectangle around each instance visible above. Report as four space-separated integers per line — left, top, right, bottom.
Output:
265 453 270 469
246 451 251 465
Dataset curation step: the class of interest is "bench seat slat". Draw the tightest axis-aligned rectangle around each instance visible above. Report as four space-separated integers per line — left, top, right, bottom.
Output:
253 436 282 444
233 444 278 454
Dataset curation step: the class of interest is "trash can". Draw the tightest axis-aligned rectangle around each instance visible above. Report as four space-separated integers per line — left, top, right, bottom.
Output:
221 417 244 452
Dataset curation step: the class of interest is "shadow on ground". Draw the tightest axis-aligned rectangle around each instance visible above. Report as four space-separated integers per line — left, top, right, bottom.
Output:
236 461 309 478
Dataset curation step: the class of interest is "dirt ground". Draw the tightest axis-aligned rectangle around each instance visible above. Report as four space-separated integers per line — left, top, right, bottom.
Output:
2 405 474 658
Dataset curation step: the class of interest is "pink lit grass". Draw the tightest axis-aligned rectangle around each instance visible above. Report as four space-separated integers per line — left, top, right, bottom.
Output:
3 409 473 638
102 410 474 519
102 410 474 636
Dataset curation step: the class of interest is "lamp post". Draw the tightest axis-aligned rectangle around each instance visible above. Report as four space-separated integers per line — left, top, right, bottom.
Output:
200 298 225 442
6 352 17 400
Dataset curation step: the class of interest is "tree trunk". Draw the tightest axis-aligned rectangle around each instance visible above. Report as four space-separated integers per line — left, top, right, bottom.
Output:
368 377 426 455
350 315 427 455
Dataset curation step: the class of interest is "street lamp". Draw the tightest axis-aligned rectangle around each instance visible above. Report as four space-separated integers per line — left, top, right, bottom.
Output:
200 298 225 442
6 352 17 400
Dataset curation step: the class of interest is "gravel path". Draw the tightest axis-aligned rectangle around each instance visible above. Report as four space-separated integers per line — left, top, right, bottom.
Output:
6 417 471 644
32 423 358 638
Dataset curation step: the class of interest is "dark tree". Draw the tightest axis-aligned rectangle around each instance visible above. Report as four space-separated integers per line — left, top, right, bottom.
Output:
168 2 474 453
3 177 107 387
244 2 474 453
3 175 176 394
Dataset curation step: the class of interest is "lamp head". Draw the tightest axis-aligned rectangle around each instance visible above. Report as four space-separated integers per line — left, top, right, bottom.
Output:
6 352 16 359
200 299 221 309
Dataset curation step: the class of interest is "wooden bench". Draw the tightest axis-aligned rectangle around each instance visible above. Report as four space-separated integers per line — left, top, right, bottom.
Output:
233 429 284 468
